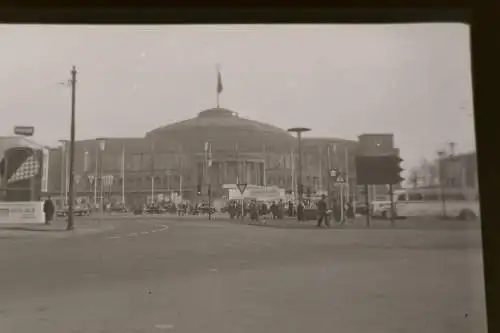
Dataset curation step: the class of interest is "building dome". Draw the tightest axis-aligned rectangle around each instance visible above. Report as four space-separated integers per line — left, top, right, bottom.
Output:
146 107 295 152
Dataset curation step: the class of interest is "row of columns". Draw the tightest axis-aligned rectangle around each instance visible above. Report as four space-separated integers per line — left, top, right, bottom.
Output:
204 160 265 186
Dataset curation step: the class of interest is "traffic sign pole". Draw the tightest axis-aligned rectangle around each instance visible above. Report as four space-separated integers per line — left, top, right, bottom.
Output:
365 184 370 227
208 183 212 221
389 183 395 227
237 183 247 220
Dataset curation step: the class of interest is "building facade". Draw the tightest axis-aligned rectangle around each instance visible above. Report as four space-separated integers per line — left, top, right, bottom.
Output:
439 152 478 190
46 107 398 206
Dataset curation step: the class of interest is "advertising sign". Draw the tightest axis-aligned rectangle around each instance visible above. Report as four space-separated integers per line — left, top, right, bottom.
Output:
41 147 49 193
0 201 44 224
228 186 285 201
14 126 35 137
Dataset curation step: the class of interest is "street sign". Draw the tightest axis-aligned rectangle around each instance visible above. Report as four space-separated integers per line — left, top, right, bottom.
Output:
329 169 337 177
236 183 247 194
14 126 34 137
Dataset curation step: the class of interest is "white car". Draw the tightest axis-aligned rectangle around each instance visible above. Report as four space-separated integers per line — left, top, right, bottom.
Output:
371 201 398 219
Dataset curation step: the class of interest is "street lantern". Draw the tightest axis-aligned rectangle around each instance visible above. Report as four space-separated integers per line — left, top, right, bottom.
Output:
287 127 311 210
97 138 106 151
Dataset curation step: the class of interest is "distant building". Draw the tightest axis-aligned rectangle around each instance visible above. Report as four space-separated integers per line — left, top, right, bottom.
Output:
439 151 478 190
46 107 400 205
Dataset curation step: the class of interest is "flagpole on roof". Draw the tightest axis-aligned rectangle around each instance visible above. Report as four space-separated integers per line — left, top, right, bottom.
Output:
216 64 223 108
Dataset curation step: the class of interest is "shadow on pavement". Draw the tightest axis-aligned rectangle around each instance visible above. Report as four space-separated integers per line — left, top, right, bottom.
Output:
226 216 481 231
0 225 68 232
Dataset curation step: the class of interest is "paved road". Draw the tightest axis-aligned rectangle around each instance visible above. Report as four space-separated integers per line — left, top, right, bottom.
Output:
0 217 487 333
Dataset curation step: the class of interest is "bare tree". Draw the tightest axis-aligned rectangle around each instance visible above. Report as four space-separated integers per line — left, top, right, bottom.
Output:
407 168 419 188
411 158 440 188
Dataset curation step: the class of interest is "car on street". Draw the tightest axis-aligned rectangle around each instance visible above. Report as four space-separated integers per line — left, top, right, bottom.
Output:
56 205 92 217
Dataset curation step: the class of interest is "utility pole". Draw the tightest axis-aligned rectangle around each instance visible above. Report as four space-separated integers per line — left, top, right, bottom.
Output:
365 184 370 227
67 66 77 231
438 150 447 218
389 183 395 227
327 145 331 221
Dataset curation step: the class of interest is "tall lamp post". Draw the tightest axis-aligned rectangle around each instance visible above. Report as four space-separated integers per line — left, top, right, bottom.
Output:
97 138 106 219
287 127 311 209
66 66 77 231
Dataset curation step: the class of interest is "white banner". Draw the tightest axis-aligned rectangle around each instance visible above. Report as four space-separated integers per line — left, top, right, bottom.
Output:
228 186 285 201
41 147 49 193
0 201 44 224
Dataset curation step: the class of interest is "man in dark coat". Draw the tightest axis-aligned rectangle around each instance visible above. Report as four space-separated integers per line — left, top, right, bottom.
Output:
316 194 329 227
288 201 294 217
277 200 285 220
43 196 55 225
297 200 305 221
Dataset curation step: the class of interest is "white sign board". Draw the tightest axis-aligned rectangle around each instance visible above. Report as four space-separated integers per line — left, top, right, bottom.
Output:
14 126 35 136
228 186 285 201
0 201 44 224
41 147 49 193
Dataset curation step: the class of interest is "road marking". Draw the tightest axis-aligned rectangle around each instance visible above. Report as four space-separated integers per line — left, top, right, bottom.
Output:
140 231 149 235
108 236 121 239
155 324 174 330
208 268 218 272
126 233 139 237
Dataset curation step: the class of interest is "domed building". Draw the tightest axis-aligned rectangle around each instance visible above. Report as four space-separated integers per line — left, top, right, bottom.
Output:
46 107 364 207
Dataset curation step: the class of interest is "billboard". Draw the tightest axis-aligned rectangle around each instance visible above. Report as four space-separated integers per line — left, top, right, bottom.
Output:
0 137 46 202
41 147 49 193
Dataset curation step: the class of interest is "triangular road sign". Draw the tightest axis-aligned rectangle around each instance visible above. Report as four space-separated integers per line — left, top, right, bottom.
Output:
336 176 345 183
237 183 247 194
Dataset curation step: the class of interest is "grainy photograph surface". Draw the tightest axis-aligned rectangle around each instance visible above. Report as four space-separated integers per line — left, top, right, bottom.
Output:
0 24 484 333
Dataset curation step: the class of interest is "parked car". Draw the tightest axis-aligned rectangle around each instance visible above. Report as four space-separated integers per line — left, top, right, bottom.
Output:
110 205 128 213
196 203 216 215
143 205 167 215
56 205 91 217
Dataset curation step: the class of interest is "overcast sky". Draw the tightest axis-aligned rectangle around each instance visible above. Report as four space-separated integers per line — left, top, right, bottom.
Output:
0 23 474 170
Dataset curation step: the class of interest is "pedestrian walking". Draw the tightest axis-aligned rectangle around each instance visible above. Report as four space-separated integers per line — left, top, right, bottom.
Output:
346 200 355 222
316 194 329 228
270 201 278 220
288 201 294 217
278 199 285 220
43 196 55 225
249 200 259 223
297 200 305 221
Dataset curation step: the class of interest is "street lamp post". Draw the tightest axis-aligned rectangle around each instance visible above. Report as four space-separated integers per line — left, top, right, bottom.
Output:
97 138 106 220
66 66 77 231
437 150 447 218
288 127 311 215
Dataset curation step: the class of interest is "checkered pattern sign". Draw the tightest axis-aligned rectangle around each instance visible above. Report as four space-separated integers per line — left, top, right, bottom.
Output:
7 155 40 183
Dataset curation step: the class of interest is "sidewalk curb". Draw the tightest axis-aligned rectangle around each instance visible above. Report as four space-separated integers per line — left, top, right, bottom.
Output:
0 221 116 240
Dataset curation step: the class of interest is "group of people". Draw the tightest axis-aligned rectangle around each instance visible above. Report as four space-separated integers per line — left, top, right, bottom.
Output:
227 199 288 221
314 194 355 227
226 196 354 226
